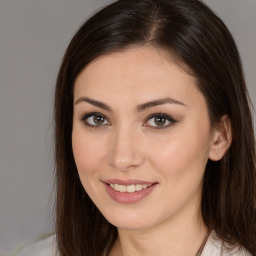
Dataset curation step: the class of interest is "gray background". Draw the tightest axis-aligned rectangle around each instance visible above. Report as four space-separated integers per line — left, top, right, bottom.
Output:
0 0 255 255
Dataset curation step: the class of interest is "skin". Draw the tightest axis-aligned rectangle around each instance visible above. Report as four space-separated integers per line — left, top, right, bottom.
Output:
72 47 231 256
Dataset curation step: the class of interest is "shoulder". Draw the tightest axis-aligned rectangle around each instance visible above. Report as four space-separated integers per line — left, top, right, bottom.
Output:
201 231 252 256
15 235 59 256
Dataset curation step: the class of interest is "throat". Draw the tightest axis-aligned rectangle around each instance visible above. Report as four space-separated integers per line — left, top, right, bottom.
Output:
108 225 209 256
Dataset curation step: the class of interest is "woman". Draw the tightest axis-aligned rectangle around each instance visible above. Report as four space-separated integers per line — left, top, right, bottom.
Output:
53 0 256 255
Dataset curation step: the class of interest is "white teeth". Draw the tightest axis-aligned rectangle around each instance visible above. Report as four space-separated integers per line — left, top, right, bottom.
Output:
126 184 135 193
135 184 142 191
109 183 152 193
118 185 127 192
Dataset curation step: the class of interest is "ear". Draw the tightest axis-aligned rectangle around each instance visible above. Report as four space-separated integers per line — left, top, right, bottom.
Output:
208 115 232 161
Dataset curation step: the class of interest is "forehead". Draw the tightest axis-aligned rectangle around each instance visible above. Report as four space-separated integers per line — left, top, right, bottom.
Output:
74 47 204 108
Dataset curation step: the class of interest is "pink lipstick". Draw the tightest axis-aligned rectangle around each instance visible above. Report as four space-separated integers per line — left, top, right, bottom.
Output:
103 179 158 204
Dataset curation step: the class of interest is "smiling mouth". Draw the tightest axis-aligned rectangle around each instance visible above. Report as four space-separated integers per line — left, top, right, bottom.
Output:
103 180 158 203
108 183 153 193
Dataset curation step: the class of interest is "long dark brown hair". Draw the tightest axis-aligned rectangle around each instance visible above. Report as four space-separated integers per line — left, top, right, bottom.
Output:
54 0 256 255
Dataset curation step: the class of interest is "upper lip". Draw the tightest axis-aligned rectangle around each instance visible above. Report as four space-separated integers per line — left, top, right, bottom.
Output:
103 179 158 186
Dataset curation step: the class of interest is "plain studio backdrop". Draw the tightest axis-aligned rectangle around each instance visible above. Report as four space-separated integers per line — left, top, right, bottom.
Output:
0 0 255 255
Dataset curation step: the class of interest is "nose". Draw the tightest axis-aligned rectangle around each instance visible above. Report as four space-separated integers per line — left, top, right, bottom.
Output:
108 125 144 171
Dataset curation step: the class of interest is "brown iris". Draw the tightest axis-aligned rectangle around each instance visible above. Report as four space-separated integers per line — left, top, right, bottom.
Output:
154 117 166 126
93 115 105 125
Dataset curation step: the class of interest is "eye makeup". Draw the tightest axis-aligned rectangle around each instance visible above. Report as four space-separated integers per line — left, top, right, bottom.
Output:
80 112 110 129
79 111 178 130
143 113 178 130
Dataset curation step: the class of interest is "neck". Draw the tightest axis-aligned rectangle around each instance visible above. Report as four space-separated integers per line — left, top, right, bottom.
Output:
109 202 208 256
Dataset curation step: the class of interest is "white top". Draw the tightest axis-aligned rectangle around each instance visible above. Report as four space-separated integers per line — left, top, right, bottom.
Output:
201 231 252 256
14 235 58 256
15 231 252 256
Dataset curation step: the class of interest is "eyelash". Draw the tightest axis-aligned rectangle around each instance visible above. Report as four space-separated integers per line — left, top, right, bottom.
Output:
143 113 177 129
80 112 177 130
80 112 110 129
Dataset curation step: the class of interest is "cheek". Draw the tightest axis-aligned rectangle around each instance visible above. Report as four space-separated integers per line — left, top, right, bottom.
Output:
148 140 196 177
72 129 110 202
147 125 211 178
72 129 106 178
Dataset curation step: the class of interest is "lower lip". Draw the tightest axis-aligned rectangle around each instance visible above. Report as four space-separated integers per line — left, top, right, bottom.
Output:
104 183 157 204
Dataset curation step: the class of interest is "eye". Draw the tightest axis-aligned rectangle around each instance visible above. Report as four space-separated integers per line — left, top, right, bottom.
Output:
82 112 110 127
144 113 177 129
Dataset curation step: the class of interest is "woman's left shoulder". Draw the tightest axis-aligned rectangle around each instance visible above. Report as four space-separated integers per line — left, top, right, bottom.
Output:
15 234 59 256
201 231 253 256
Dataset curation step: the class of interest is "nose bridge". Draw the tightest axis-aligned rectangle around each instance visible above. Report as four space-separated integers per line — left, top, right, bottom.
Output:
108 122 144 171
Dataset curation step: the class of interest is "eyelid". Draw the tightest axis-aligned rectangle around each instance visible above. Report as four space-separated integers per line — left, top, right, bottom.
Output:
80 112 110 128
80 112 177 129
143 113 177 129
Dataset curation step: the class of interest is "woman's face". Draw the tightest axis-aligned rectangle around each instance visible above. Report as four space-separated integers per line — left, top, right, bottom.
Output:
72 47 217 230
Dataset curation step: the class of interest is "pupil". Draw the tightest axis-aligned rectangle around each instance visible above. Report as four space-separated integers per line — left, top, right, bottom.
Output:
155 117 166 126
94 116 104 124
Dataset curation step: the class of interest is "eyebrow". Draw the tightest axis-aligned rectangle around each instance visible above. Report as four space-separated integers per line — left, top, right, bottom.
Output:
74 96 186 112
74 97 112 112
137 97 187 112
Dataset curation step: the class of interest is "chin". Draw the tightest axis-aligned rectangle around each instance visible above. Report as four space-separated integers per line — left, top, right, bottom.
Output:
107 217 151 230
100 207 161 231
